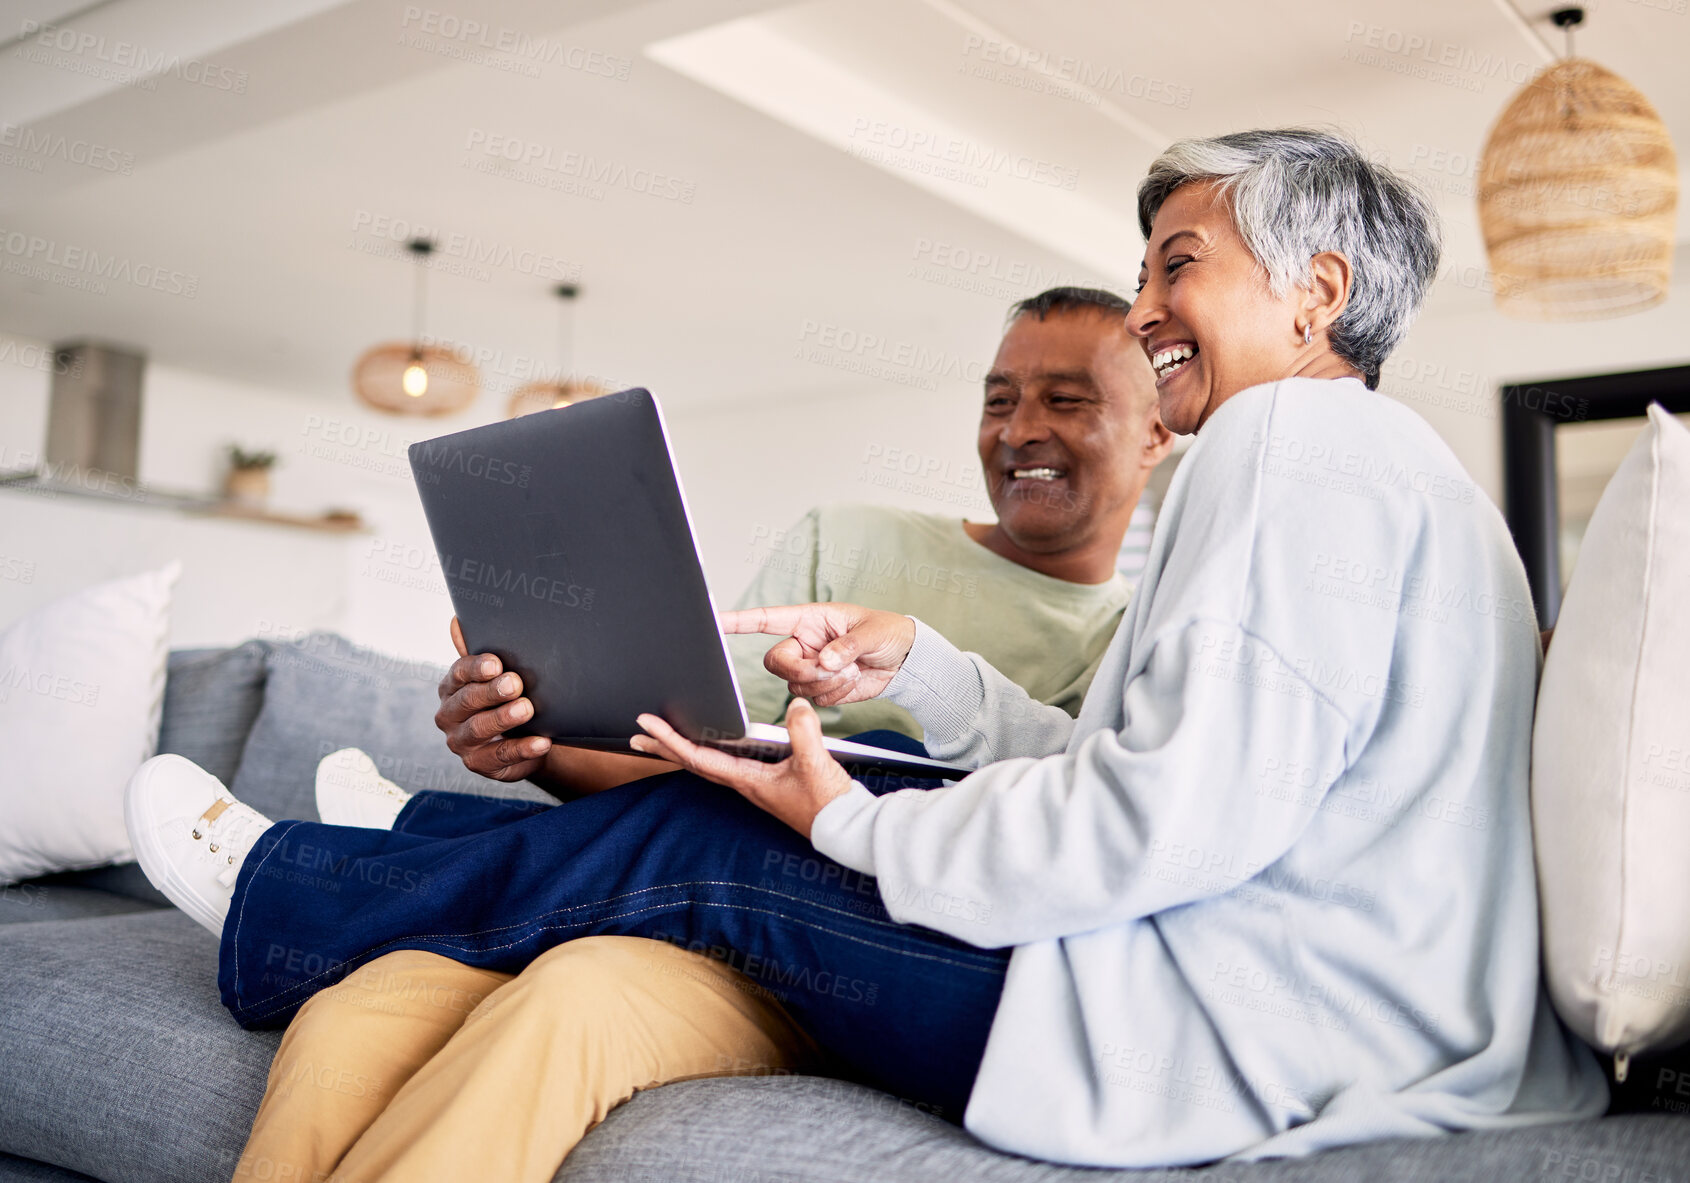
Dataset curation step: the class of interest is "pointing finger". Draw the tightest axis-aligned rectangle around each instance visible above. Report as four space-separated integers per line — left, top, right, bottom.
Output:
720 605 810 636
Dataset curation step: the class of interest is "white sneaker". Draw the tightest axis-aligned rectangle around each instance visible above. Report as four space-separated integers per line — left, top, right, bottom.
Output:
314 747 411 830
125 754 272 936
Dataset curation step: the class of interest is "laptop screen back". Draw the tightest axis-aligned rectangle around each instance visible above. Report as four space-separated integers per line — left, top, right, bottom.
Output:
408 389 749 745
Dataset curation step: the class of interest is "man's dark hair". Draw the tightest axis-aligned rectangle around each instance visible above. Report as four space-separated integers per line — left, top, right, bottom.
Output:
1008 286 1132 324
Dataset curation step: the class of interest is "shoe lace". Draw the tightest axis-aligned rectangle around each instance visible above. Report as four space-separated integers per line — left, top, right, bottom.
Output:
192 799 267 885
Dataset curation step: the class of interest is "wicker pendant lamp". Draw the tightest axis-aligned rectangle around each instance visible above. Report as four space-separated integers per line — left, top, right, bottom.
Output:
351 239 480 415
506 284 608 418
1477 7 1678 321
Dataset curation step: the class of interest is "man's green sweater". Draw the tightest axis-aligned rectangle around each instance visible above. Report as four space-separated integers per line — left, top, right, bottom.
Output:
725 503 1130 740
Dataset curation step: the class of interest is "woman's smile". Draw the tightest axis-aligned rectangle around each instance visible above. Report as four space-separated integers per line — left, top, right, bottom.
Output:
1149 341 1200 387
1149 342 1199 384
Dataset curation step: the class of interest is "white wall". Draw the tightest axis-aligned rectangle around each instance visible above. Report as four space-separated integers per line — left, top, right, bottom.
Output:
1379 245 1690 499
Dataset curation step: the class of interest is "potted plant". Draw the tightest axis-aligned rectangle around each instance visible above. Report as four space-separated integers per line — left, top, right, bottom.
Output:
223 445 277 507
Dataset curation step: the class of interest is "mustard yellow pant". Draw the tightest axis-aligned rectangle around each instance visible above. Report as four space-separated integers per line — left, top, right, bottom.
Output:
233 937 816 1183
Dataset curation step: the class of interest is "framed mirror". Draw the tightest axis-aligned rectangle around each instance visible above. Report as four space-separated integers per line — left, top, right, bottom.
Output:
1502 364 1690 629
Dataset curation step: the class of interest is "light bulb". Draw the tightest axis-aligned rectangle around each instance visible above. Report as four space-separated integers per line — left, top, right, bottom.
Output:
402 361 429 398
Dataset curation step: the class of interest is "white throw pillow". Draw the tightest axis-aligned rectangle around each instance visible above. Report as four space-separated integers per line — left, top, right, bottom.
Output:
1534 404 1690 1069
0 563 179 883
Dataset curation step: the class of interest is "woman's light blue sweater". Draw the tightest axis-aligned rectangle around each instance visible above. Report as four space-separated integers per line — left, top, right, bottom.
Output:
811 377 1608 1167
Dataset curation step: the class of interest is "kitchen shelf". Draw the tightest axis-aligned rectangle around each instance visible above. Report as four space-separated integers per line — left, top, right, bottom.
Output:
0 468 368 534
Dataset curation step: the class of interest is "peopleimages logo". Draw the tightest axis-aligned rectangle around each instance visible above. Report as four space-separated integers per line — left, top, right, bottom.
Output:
846 119 1080 191
0 664 100 707
910 237 1077 283
1246 430 1476 504
1307 552 1532 625
462 129 696 204
0 446 147 502
399 7 632 79
1341 21 1538 87
795 320 988 388
410 440 532 487
439 555 594 613
0 554 36 585
0 339 84 376
16 18 249 93
349 210 582 283
1205 959 1440 1035
0 124 133 174
0 228 198 298
958 34 1193 109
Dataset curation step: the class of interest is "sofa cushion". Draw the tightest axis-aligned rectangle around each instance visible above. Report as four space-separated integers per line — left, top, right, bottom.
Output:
0 1154 98 1182
0 912 278 1183
230 632 554 823
24 644 270 911
0 882 160 927
25 863 169 910
158 643 270 785
0 565 177 884
560 1076 1690 1182
1 909 1686 1183
1534 405 1690 1061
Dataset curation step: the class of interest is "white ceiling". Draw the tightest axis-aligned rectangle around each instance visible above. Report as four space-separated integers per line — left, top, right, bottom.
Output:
1 0 1685 414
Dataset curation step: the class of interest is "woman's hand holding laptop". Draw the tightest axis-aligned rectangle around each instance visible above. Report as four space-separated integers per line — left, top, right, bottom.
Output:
632 697 854 839
630 601 916 837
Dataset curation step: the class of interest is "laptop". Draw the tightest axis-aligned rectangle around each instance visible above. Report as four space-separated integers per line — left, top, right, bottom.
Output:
407 388 972 780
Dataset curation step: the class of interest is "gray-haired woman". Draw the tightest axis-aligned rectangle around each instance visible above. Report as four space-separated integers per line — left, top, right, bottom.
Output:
133 128 1608 1172
656 127 1610 1160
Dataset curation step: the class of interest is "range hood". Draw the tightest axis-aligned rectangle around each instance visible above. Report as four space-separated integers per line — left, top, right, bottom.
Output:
45 342 145 481
0 342 205 505
0 344 363 532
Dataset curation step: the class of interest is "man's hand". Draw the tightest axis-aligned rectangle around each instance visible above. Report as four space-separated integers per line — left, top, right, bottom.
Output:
435 617 553 782
631 698 853 838
722 603 916 708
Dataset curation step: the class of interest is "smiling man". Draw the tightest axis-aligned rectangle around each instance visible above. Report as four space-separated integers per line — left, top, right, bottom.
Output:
722 284 1175 743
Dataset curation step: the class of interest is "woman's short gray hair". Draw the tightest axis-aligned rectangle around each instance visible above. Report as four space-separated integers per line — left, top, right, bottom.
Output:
1137 128 1441 390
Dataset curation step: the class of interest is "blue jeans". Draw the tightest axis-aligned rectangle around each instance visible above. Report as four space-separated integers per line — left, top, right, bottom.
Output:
219 733 1010 1120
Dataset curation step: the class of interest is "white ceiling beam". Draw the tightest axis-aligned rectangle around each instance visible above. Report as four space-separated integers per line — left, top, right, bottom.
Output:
914 0 1170 153
0 0 360 126
647 16 1137 281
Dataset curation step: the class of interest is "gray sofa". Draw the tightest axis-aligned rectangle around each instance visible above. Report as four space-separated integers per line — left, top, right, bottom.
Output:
3 633 1687 1183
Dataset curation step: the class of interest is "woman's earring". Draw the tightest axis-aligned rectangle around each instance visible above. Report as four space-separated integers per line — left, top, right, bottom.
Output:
1303 323 1313 345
